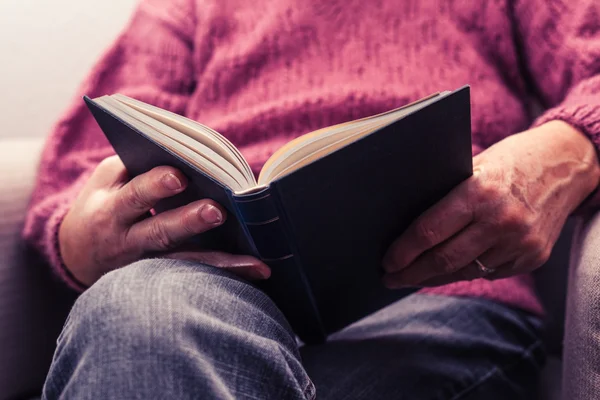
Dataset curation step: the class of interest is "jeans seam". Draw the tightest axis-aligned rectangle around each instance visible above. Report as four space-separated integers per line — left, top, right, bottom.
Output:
449 339 544 400
303 380 316 400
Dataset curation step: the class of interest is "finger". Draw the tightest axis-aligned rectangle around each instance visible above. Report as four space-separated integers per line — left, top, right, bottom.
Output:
89 155 129 188
415 268 480 287
126 199 226 253
471 246 521 280
417 261 504 287
383 178 474 272
113 166 188 223
164 251 271 281
478 263 518 280
418 248 519 286
383 223 494 288
484 259 536 281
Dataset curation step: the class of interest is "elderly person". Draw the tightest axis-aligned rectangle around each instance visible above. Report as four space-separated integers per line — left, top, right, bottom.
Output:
25 0 600 398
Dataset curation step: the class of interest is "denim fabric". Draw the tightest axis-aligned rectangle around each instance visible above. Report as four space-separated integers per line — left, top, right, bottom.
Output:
42 259 545 400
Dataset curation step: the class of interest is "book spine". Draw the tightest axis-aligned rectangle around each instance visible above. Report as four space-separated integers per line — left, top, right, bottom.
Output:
232 187 326 344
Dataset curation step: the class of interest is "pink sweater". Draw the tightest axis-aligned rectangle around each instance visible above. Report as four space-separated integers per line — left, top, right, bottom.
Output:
24 0 600 316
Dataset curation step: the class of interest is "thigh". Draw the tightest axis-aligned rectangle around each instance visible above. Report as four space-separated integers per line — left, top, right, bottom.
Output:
44 258 315 400
301 294 545 400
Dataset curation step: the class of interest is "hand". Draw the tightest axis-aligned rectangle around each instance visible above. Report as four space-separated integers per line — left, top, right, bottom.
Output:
59 156 270 287
382 121 600 287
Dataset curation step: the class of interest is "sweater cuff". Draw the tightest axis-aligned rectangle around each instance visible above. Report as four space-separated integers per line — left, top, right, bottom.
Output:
533 103 600 212
44 200 89 292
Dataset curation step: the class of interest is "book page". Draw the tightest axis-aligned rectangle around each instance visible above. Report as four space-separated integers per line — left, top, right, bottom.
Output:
258 92 448 184
95 96 252 191
96 91 449 193
113 95 254 181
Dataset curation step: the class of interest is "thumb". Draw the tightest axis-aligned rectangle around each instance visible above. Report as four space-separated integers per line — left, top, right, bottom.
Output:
163 251 271 281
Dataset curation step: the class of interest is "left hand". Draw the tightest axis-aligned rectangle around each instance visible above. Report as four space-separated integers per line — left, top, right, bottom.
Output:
382 121 600 288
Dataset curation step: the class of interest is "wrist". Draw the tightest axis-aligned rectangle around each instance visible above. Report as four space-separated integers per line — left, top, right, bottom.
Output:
58 216 93 288
527 120 600 210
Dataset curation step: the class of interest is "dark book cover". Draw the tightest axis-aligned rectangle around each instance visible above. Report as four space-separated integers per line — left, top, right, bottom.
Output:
84 86 472 343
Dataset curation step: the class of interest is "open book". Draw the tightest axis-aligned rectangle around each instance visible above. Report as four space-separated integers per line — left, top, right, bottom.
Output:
92 91 447 193
85 86 473 343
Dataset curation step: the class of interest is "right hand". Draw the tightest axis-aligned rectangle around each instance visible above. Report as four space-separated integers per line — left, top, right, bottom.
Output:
59 155 270 287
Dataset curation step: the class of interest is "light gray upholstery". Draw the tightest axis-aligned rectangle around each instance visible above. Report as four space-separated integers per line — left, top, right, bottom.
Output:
0 139 77 399
533 218 575 400
561 213 600 400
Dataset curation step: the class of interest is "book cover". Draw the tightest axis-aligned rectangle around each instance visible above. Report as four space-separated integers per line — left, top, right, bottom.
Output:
84 86 473 343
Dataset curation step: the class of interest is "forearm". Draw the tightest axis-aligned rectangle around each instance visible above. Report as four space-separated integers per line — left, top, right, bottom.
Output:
23 0 195 288
23 170 100 291
512 0 600 210
522 120 600 214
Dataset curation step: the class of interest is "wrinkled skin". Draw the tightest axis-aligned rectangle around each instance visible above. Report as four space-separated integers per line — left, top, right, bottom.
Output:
383 121 600 287
59 156 270 287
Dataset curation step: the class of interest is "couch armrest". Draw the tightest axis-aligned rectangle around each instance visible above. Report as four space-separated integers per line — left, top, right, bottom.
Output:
561 213 600 400
0 138 77 399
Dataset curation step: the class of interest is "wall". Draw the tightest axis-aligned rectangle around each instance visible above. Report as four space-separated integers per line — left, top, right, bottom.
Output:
0 0 138 138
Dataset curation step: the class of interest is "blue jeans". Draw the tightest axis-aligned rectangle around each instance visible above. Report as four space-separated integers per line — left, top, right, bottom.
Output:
42 259 545 399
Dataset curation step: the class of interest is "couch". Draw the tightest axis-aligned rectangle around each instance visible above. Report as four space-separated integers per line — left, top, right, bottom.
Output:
0 136 574 399
0 2 135 397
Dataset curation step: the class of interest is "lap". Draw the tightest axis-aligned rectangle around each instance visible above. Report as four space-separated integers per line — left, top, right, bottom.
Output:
301 294 544 400
47 258 311 400
50 258 545 400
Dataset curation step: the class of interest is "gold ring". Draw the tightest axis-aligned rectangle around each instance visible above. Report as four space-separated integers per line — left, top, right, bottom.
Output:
475 258 495 275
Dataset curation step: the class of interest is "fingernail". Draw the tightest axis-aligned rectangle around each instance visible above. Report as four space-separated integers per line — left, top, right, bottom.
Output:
163 173 182 191
382 257 395 272
382 252 394 271
254 267 271 280
200 204 223 224
382 274 396 289
382 248 407 272
382 274 412 289
383 258 405 273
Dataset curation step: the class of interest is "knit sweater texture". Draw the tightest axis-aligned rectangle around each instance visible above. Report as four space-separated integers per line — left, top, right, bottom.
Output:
23 0 600 316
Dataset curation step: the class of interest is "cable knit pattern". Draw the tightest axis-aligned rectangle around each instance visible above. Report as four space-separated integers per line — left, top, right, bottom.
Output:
23 0 600 316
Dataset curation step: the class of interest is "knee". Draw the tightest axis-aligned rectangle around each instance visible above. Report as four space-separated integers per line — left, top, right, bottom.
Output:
49 260 311 399
60 258 295 353
61 259 184 353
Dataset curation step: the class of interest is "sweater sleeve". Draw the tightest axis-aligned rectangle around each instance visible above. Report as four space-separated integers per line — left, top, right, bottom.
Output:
513 0 600 208
22 0 196 290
